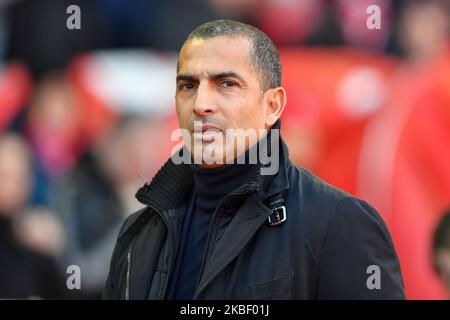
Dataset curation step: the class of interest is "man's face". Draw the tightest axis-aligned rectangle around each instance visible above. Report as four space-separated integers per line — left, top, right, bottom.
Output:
176 36 270 168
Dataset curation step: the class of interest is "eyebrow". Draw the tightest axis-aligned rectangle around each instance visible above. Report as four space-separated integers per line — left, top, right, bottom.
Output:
176 71 247 85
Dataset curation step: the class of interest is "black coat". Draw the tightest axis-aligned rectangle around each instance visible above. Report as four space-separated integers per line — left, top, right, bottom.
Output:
104 132 405 300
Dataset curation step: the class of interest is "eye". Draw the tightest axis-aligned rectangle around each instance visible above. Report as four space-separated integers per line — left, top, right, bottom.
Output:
178 82 196 91
219 80 238 88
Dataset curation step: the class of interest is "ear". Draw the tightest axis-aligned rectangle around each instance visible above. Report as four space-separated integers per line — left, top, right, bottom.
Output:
264 87 287 128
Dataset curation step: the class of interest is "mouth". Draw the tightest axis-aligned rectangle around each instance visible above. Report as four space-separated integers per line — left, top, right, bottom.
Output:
192 123 223 142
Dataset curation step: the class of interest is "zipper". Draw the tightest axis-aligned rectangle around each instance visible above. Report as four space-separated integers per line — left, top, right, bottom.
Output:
134 197 177 300
157 211 176 299
125 240 135 300
194 183 257 297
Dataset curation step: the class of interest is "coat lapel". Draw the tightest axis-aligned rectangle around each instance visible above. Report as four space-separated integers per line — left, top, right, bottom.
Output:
194 193 273 298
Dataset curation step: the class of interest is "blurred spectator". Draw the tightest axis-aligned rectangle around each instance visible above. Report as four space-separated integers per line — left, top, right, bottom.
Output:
397 0 450 63
23 71 85 179
22 67 116 180
0 133 65 299
47 123 127 298
433 209 450 299
49 114 178 298
335 0 393 52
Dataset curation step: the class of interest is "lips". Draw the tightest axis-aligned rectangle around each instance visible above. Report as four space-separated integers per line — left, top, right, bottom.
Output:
192 123 223 142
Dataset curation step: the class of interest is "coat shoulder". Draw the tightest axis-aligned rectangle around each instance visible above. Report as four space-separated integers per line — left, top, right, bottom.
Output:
285 165 395 256
117 206 150 240
292 165 389 235
287 165 356 221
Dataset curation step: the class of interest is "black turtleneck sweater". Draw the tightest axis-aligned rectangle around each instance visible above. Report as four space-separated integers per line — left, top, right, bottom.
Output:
166 159 259 299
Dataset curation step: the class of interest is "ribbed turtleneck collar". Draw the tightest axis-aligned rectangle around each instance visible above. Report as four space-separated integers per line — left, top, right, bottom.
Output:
190 137 266 211
190 159 258 212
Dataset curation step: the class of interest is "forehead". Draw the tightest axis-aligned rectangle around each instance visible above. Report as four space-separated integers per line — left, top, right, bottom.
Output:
178 36 255 77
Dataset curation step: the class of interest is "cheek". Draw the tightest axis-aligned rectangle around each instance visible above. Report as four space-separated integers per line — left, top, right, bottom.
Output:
221 96 265 127
175 102 190 128
238 103 266 128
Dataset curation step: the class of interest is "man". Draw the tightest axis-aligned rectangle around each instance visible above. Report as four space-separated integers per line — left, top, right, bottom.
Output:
104 19 405 299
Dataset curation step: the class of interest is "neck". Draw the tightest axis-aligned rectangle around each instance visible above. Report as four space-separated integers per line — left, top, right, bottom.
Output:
190 151 259 211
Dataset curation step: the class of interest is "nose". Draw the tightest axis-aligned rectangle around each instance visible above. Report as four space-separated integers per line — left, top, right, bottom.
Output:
193 83 217 117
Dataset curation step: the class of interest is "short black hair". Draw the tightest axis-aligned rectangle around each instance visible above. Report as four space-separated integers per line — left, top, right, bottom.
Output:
183 19 281 91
